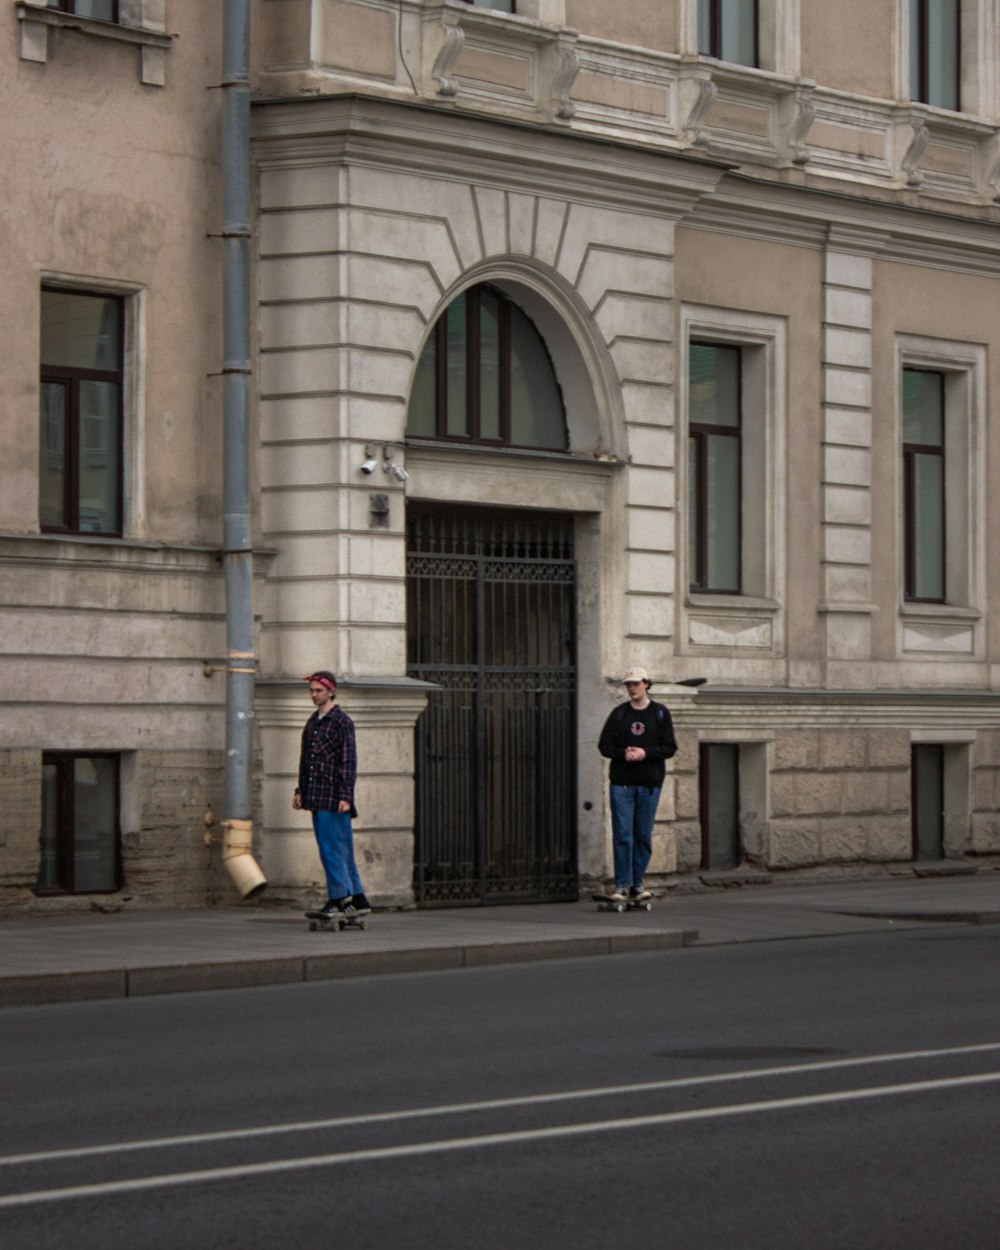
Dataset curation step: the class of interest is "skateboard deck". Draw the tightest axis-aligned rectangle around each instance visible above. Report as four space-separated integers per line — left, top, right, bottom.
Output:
592 892 655 914
305 909 368 932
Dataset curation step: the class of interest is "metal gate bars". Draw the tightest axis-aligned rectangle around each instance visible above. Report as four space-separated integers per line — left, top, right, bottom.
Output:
407 505 578 905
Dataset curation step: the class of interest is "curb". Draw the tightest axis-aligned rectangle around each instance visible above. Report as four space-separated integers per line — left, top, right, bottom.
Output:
0 928 698 1010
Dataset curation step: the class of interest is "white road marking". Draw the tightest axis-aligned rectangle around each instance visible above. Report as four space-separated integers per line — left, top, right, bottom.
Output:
3 1040 1000 1170
1 1068 999 1210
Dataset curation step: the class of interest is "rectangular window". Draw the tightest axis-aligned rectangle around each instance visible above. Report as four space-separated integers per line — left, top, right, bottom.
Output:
698 0 759 66
909 0 960 110
461 0 515 11
903 367 946 602
40 287 124 536
47 0 119 19
37 753 122 894
689 342 742 593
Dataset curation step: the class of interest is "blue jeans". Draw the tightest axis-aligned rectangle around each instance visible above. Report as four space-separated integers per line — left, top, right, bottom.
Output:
609 785 660 890
311 809 364 900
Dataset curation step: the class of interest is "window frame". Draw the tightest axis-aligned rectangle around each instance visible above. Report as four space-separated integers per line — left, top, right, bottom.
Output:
47 0 119 20
909 0 961 111
698 0 760 67
408 283 567 453
680 305 786 613
36 752 122 896
895 335 985 621
459 0 516 11
902 366 946 603
688 341 743 594
39 286 125 538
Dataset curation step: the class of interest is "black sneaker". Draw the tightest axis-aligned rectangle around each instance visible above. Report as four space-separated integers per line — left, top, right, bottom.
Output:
317 898 341 918
350 893 372 916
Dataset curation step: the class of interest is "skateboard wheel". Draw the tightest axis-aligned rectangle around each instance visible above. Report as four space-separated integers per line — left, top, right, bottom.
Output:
308 921 318 932
359 919 367 930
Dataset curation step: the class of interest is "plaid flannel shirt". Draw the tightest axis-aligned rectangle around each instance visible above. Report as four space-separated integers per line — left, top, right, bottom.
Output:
296 704 358 813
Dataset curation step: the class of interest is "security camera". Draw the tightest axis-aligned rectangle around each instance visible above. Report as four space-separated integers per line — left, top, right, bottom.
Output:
360 456 378 475
388 462 409 483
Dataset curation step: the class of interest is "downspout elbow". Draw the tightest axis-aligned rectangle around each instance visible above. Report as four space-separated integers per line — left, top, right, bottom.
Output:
222 817 267 899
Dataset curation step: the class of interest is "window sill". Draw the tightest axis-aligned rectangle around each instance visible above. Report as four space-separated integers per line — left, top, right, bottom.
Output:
686 592 781 613
900 602 983 621
15 2 174 86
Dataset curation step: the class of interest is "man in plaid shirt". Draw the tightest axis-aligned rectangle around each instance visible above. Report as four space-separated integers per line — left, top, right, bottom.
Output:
293 671 371 918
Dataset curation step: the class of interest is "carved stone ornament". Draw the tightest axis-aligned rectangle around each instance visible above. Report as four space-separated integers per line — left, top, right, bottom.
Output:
432 10 465 98
685 77 717 146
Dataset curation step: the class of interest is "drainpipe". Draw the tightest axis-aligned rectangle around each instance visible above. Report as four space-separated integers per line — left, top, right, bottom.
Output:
220 0 266 898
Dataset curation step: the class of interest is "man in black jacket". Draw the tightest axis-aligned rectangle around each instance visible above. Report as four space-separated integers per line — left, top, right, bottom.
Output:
597 666 677 903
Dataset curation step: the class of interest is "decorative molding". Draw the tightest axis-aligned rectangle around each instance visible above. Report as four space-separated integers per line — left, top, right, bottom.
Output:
431 9 465 97
684 77 717 146
549 33 580 121
901 111 929 187
784 82 816 166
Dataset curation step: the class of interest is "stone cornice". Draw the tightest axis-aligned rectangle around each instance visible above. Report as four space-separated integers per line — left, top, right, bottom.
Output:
252 93 730 218
685 173 1000 276
686 686 1000 731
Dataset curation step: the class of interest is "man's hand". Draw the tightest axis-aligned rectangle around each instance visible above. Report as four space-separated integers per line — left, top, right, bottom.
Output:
624 746 646 762
337 800 351 814
292 792 302 810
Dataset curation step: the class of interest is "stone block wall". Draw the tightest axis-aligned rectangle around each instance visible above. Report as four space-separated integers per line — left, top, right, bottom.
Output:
769 728 911 869
0 749 43 908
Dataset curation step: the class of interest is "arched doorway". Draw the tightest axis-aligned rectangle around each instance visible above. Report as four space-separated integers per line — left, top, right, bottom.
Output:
405 284 578 904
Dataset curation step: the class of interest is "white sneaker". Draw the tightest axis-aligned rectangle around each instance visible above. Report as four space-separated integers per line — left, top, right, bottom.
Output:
610 887 629 903
631 887 652 902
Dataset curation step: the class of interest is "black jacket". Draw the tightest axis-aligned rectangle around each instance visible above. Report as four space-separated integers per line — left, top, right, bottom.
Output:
598 699 677 788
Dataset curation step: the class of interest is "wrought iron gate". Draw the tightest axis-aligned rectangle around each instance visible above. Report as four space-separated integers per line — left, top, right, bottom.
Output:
407 505 578 905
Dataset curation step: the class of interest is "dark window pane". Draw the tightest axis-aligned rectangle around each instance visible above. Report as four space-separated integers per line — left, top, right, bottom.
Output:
508 304 566 449
48 1 118 18
720 0 756 65
690 343 740 428
468 0 514 10
479 289 502 441
409 333 437 437
688 436 700 583
72 757 119 892
39 382 68 528
78 380 119 533
910 0 960 109
926 0 960 109
445 296 468 438
912 744 945 860
911 452 945 600
698 0 712 53
41 290 121 371
903 369 944 446
705 432 741 591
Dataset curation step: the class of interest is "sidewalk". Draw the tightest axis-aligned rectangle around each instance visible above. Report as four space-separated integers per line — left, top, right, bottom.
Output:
1 872 997 1009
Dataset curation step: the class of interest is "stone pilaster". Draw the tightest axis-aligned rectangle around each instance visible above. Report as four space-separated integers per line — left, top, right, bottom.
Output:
819 229 884 663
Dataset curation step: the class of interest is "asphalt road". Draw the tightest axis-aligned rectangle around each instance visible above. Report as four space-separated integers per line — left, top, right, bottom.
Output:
3 924 999 1249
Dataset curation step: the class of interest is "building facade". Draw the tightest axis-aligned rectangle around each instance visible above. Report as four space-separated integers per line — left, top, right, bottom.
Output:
3 0 1000 913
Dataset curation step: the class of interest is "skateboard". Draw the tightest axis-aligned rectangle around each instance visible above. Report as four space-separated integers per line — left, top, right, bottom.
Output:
592 892 655 914
305 908 369 933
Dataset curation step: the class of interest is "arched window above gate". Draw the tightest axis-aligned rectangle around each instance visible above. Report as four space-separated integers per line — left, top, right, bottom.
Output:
407 284 568 451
